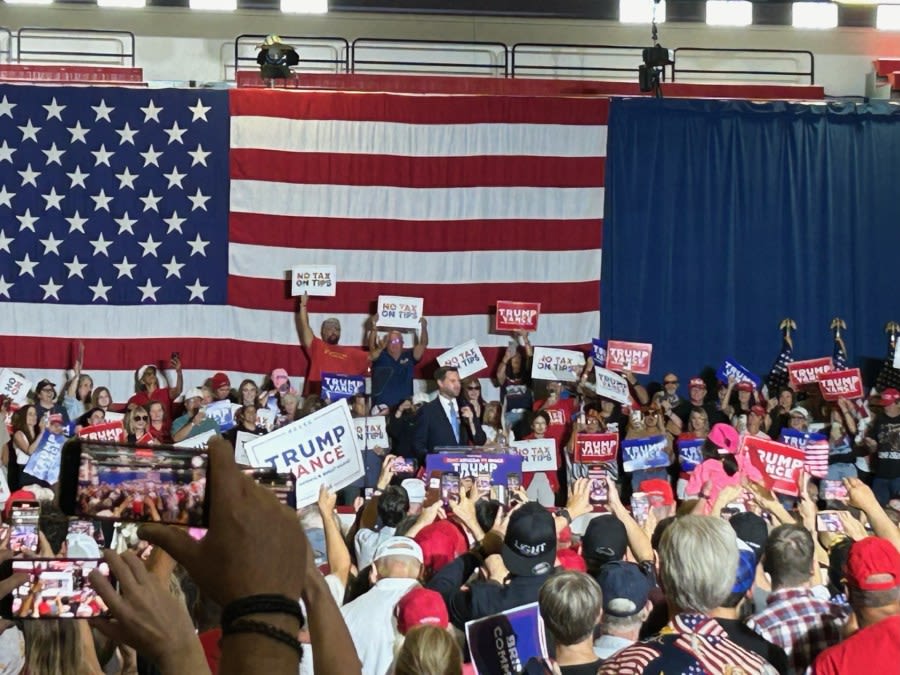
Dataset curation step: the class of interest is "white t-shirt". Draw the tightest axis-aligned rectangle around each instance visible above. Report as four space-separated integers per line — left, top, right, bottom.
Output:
340 578 419 675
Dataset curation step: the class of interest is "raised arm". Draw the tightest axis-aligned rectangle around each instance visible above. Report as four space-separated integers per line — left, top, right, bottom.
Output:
412 317 429 361
316 484 351 588
845 477 900 552
605 475 654 563
168 353 184 400
66 341 85 398
295 293 314 350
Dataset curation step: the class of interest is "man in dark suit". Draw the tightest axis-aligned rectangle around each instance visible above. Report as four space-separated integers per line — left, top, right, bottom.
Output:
414 366 487 458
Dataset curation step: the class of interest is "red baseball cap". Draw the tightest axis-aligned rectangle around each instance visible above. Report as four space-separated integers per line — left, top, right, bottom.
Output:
210 372 231 390
689 378 706 389
414 520 468 575
48 413 64 424
736 381 755 393
394 587 448 635
846 537 900 591
3 489 37 521
556 547 587 572
749 405 767 417
640 478 674 507
880 388 900 406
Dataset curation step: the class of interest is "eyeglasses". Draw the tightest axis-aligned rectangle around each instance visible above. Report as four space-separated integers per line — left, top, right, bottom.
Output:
645 411 660 417
41 387 54 392
663 380 678 385
467 386 481 391
133 415 148 421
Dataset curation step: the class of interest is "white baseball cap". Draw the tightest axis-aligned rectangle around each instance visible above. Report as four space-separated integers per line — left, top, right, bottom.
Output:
374 536 423 564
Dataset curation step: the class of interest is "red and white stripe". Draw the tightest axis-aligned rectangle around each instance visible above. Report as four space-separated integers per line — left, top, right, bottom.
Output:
1 90 606 401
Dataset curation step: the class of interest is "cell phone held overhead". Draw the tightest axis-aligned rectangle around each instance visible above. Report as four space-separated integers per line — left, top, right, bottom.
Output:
58 439 210 528
0 558 114 619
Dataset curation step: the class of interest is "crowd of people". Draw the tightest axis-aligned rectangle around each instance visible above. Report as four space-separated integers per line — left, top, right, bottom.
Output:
0 298 898 673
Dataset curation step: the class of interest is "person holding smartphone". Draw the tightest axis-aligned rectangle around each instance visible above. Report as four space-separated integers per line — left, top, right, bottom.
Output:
496 331 533 437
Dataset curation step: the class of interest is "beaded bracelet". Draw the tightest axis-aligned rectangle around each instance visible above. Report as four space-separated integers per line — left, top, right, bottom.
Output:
221 619 304 658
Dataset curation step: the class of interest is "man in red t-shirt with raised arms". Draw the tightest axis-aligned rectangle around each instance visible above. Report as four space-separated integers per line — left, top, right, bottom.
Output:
295 293 371 395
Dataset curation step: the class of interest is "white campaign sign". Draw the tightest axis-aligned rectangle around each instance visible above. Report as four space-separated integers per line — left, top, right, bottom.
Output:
376 295 424 330
531 347 585 382
173 429 217 450
234 430 258 465
437 340 488 379
244 399 363 508
593 367 631 405
510 438 558 472
103 411 125 423
291 264 337 297
0 369 32 405
353 416 389 449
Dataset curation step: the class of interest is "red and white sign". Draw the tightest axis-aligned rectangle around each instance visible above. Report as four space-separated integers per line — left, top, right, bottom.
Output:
787 357 833 387
817 368 864 401
605 340 653 375
510 438 558 472
0 369 32 406
495 301 540 332
741 435 805 496
573 433 619 465
77 421 125 443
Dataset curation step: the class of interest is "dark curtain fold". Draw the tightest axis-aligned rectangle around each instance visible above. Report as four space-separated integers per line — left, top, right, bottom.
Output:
602 97 900 383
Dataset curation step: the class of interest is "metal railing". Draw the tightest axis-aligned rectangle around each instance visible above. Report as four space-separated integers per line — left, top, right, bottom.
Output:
511 42 672 81
672 47 815 85
350 38 508 77
232 34 350 80
16 27 135 66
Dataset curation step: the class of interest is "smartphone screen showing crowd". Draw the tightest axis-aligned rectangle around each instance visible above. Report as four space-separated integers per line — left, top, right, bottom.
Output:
58 440 209 527
0 559 113 619
9 502 40 554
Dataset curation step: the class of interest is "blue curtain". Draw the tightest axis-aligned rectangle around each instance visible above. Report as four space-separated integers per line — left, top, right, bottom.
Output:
602 98 900 383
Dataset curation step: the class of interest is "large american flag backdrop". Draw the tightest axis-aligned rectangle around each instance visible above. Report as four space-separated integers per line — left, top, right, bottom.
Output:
0 84 605 399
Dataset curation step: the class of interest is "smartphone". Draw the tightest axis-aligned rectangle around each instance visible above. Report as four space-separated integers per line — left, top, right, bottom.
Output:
392 458 416 474
506 341 518 359
821 480 849 502
588 467 608 506
490 485 507 505
630 492 650 525
0 558 114 619
58 440 209 527
423 471 443 508
171 352 180 361
440 472 460 506
242 469 296 509
507 472 522 493
9 503 40 554
817 511 845 533
476 472 491 494
720 502 746 521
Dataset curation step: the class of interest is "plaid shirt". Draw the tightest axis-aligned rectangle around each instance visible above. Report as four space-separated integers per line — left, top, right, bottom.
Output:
747 587 849 674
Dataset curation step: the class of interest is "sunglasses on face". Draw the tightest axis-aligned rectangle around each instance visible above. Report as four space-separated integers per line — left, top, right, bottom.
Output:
133 415 148 421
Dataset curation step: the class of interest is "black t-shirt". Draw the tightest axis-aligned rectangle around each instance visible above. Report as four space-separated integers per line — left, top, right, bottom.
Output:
715 618 789 675
868 411 900 479
560 659 605 675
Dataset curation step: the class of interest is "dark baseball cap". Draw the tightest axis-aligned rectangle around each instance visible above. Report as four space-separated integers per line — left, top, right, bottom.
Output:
596 560 652 617
501 502 557 577
729 512 768 563
581 514 628 569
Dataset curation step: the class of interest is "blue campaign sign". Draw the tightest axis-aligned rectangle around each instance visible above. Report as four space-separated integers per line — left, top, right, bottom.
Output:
466 603 548 675
716 358 761 389
678 437 705 472
205 400 235 432
320 372 365 401
591 338 607 367
779 428 827 449
621 435 671 473
425 452 522 484
24 431 66 484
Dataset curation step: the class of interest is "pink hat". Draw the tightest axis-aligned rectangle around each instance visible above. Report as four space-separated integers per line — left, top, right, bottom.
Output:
709 422 740 452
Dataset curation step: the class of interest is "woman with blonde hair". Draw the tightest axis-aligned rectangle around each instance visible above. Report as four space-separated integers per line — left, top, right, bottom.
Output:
393 625 462 675
23 620 104 675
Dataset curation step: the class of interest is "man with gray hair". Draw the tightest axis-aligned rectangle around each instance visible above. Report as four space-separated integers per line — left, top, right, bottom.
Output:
747 523 848 673
599 516 777 674
593 561 653 659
